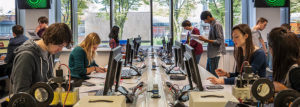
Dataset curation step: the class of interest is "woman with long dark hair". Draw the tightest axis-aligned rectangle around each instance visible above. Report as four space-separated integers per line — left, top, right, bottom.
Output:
109 26 120 48
268 27 300 92
207 24 267 84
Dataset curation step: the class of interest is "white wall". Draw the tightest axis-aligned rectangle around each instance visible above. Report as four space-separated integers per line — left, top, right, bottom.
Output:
255 8 281 41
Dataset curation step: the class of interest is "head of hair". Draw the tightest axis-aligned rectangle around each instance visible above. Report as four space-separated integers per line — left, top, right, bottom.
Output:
38 16 48 24
268 27 300 82
256 17 268 25
281 23 291 31
200 11 213 20
109 26 120 44
42 23 73 48
80 32 101 64
181 20 192 27
12 25 24 36
232 24 255 72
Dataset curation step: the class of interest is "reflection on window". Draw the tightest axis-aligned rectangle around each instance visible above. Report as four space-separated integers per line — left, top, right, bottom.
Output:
113 0 150 45
290 0 300 34
153 0 170 46
0 0 15 39
78 0 110 44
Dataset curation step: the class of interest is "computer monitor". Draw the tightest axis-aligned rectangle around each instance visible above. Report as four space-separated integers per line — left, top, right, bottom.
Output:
102 46 122 95
133 37 141 58
184 44 204 91
179 42 186 69
174 41 182 67
114 56 123 92
124 38 133 66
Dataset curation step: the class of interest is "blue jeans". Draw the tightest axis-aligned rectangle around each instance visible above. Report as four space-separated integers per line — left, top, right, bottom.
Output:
206 56 220 77
195 54 202 64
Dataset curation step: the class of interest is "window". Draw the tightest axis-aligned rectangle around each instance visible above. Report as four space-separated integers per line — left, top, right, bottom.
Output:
153 0 170 46
113 0 151 45
61 0 71 27
173 0 203 43
290 0 300 34
77 0 110 44
0 0 15 39
233 0 242 26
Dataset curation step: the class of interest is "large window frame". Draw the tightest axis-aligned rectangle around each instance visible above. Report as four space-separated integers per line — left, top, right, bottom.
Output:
52 0 239 46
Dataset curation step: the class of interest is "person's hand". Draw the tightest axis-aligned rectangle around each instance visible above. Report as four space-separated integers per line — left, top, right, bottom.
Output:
273 81 288 92
95 67 106 73
207 77 224 85
198 36 207 41
215 69 228 77
0 55 5 60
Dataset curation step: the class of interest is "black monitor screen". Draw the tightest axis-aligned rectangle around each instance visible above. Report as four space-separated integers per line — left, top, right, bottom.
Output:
184 45 203 91
124 38 133 66
102 46 121 95
18 0 51 9
254 0 289 7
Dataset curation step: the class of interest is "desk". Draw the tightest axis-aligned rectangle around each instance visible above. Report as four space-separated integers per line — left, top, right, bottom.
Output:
79 53 233 107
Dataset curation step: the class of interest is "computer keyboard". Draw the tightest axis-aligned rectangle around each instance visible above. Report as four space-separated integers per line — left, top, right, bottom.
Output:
95 89 104 96
121 69 133 79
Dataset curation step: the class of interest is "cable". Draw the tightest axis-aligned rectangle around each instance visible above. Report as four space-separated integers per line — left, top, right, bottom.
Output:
240 61 250 74
59 64 71 107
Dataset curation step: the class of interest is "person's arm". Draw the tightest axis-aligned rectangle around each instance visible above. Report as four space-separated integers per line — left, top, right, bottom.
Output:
289 68 300 92
4 42 13 63
259 38 268 54
224 77 235 85
70 49 94 75
199 24 224 45
250 50 267 77
11 53 35 93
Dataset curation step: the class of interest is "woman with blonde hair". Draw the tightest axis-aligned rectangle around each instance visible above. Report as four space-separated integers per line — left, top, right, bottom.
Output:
69 32 106 80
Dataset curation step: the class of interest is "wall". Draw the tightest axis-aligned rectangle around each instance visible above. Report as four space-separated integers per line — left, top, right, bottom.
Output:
255 8 281 41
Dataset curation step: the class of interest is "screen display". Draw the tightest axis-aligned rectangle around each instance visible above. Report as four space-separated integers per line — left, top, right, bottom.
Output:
18 0 51 9
255 0 289 7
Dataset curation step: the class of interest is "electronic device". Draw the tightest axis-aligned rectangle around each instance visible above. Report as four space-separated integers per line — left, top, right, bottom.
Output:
18 0 51 9
254 0 289 7
232 62 260 102
274 89 300 107
206 85 224 90
95 46 122 96
189 91 238 107
251 78 274 106
148 84 160 98
184 44 204 91
74 96 126 107
170 75 186 80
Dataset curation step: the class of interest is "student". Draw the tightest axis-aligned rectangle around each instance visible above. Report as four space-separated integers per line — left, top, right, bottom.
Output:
109 26 120 49
252 17 268 55
69 32 106 81
3 25 28 77
199 11 226 77
35 16 48 38
10 23 73 93
207 24 267 85
181 20 203 64
267 27 300 92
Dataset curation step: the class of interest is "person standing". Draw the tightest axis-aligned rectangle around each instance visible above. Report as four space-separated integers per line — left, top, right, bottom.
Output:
181 20 203 64
198 11 226 77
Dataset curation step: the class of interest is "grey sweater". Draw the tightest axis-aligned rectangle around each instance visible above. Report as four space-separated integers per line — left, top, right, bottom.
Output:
207 20 226 58
10 40 53 93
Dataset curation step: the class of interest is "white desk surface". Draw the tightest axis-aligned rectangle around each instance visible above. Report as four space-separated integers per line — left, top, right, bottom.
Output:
79 54 233 107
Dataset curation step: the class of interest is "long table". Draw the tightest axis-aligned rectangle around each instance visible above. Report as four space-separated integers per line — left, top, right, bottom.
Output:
79 53 233 107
